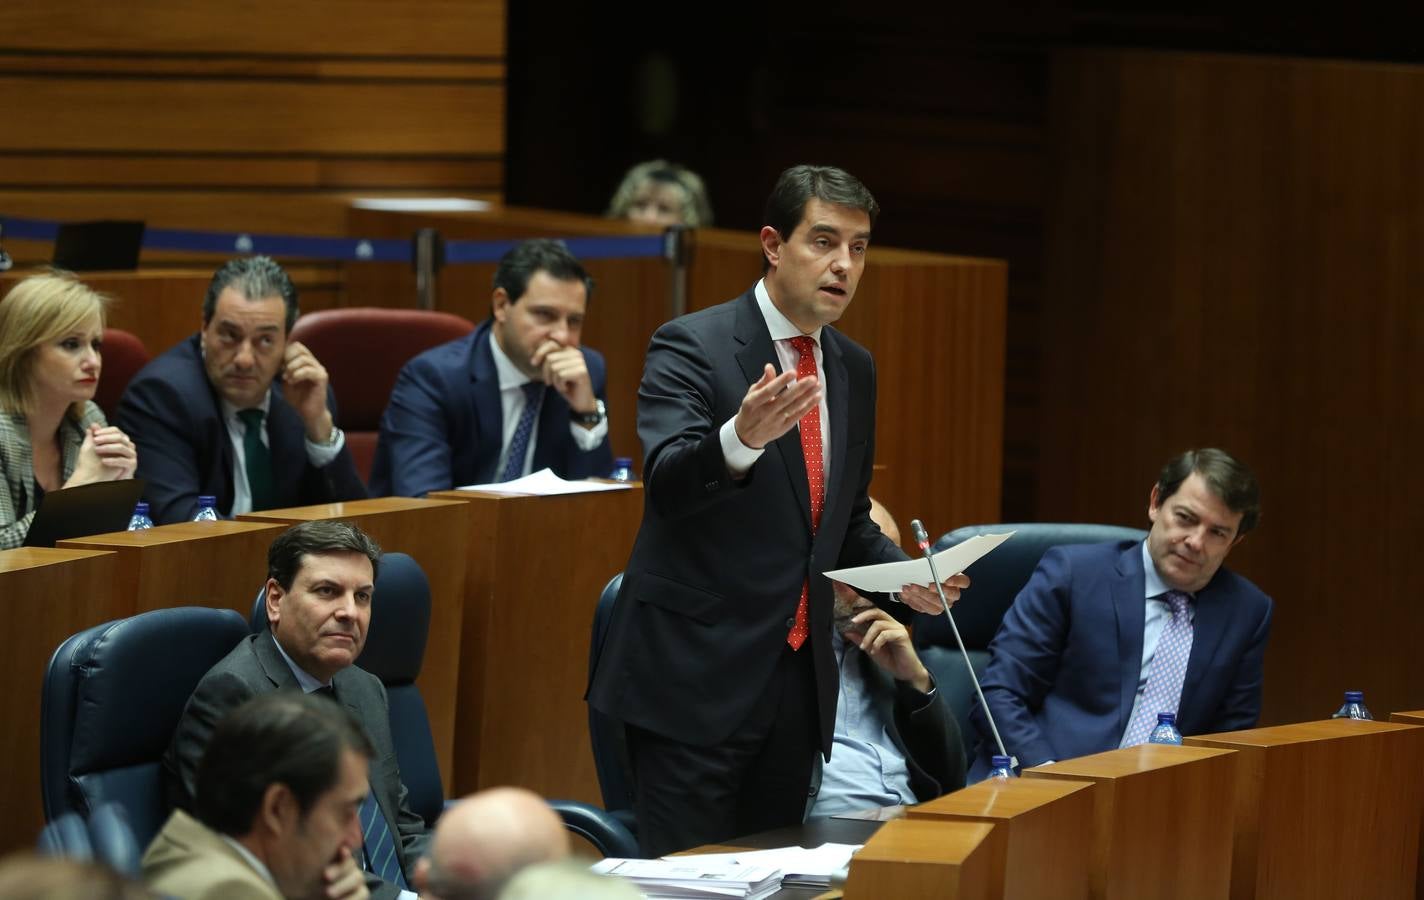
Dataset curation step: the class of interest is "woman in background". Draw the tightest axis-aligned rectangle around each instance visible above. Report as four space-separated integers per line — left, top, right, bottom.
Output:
0 272 137 548
606 159 714 228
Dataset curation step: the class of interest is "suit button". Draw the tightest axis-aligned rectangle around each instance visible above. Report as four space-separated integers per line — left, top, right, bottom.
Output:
785 617 797 628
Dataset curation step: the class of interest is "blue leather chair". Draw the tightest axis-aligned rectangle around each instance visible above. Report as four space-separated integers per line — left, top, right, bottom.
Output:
587 573 639 836
252 553 637 857
40 607 250 849
38 804 142 878
912 523 1148 756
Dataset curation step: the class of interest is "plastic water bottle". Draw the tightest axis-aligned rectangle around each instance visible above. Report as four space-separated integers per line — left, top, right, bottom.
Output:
192 495 219 522
126 501 154 531
1331 690 1373 720
987 755 1014 780
1148 712 1184 745
610 456 634 482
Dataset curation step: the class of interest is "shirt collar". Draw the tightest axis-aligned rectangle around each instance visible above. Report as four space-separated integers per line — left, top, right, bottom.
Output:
488 330 532 393
1141 540 1190 601
219 833 278 888
755 279 823 345
269 631 331 692
219 393 272 426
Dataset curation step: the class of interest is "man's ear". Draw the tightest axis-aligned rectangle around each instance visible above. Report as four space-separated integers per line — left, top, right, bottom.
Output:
264 578 284 631
258 782 297 838
759 226 782 271
491 287 512 322
1147 483 1163 522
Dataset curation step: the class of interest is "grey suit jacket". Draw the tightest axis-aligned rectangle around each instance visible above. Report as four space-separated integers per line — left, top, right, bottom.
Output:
163 632 429 900
143 808 283 900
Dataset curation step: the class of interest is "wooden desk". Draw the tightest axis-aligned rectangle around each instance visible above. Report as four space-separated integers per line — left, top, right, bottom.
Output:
0 547 120 852
1025 744 1237 900
59 520 285 615
428 486 643 802
910 777 1095 899
238 496 469 789
1389 710 1424 900
844 817 996 899
1188 719 1424 899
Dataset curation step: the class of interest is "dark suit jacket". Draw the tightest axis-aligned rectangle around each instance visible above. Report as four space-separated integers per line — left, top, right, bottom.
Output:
809 658 966 812
970 540 1273 779
368 318 613 497
586 288 905 757
115 334 367 524
164 633 429 900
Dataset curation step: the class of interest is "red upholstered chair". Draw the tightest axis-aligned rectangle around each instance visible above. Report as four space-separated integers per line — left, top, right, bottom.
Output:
97 328 150 420
288 308 475 484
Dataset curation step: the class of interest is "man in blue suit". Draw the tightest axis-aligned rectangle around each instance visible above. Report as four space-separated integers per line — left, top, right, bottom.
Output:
116 256 366 523
970 448 1272 780
369 240 612 496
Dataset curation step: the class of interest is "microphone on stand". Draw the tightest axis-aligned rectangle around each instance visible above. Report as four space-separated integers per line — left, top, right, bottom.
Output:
910 518 1013 765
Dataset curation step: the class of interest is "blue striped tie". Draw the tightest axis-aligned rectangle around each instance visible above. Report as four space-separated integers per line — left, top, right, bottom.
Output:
499 382 544 481
359 790 408 889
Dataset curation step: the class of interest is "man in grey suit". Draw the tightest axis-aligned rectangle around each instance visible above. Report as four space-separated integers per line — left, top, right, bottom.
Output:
164 521 428 900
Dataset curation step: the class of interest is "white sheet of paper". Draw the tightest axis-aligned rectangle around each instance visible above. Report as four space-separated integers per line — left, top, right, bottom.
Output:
669 843 861 881
823 531 1015 593
456 467 632 496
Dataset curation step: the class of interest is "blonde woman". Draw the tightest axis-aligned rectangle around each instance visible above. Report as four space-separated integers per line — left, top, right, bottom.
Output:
606 159 714 228
0 272 138 548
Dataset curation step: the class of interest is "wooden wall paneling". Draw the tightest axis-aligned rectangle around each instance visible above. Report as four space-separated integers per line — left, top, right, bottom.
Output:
1039 49 1424 726
0 1 505 57
0 548 120 853
237 498 470 789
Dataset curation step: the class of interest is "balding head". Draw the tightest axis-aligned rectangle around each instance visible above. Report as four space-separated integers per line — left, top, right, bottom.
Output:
414 787 569 900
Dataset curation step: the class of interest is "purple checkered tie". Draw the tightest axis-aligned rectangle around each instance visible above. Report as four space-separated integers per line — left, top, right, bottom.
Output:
499 382 544 482
1122 590 1194 746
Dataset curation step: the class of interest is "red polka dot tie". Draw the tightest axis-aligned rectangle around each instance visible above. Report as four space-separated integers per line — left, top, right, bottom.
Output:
787 336 824 650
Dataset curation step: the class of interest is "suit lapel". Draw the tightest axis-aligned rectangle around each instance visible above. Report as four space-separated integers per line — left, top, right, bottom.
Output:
469 323 505 483
252 632 301 689
1113 544 1148 739
733 292 814 534
1179 577 1229 727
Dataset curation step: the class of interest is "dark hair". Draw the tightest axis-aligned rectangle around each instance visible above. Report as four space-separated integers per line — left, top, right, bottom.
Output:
203 256 299 332
194 691 373 836
267 520 382 591
491 239 594 309
762 165 879 272
1156 448 1262 536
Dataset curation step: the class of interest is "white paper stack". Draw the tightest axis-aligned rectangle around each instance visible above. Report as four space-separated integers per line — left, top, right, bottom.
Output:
677 843 861 891
589 858 781 899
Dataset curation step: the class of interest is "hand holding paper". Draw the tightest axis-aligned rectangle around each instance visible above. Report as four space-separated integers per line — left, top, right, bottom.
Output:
823 531 1016 614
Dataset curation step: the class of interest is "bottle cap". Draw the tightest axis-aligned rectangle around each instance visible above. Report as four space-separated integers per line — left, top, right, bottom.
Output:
1157 712 1177 725
990 755 1012 769
198 495 216 506
615 456 633 466
1344 690 1364 703
134 502 149 514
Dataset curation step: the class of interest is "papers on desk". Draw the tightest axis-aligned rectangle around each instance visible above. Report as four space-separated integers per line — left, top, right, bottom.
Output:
455 468 633 496
823 531 1015 594
591 858 780 898
591 843 861 897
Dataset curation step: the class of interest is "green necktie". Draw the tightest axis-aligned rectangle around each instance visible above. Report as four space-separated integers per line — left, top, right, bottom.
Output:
237 408 277 512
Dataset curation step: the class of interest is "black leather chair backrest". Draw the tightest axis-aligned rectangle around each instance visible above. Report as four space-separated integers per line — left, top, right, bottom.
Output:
250 551 443 827
587 573 636 823
911 523 1147 757
40 607 249 848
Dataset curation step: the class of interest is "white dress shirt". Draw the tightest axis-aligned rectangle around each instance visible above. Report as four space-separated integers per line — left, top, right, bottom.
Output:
1119 541 1197 747
221 395 344 515
488 332 608 479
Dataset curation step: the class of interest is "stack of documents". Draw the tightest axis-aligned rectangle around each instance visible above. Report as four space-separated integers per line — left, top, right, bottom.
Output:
590 858 781 898
679 843 862 891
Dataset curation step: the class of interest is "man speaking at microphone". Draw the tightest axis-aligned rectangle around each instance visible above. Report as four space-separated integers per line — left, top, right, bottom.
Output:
587 165 969 857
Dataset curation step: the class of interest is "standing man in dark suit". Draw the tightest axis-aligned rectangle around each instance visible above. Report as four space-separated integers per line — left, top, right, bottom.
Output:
969 448 1272 780
368 239 612 497
165 521 427 900
116 256 366 523
587 165 968 856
